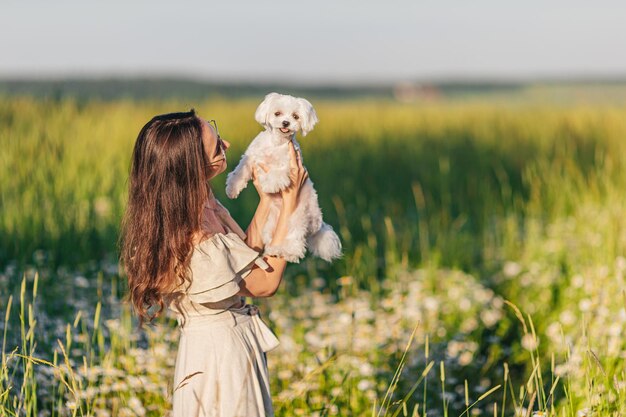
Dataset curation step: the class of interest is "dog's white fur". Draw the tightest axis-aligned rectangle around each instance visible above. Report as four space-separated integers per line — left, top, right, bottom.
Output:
225 92 342 263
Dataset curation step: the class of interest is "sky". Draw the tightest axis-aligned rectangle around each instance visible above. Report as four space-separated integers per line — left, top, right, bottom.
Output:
1 0 625 84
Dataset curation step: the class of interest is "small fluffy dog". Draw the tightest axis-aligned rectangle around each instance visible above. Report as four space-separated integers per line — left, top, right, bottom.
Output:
225 92 342 263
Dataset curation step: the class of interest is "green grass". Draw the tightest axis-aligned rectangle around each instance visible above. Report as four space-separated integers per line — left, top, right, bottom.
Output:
1 96 625 415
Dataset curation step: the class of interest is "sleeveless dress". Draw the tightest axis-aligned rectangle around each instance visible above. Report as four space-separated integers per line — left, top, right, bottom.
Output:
167 200 281 417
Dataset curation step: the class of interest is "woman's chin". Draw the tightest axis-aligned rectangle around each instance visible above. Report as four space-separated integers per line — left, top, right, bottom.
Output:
216 164 227 176
208 165 227 180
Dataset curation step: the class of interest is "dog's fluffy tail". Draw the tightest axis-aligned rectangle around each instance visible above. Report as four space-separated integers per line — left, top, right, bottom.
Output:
307 223 342 262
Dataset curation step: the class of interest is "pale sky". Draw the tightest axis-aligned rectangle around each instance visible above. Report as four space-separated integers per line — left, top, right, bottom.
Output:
1 0 625 84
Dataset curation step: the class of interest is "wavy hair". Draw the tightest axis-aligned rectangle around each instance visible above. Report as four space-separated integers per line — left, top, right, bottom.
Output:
119 109 213 328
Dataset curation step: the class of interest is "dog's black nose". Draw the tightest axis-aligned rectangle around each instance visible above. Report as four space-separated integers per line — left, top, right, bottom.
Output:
282 120 290 127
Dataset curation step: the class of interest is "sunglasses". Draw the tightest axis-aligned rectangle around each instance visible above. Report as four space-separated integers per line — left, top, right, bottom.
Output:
207 119 226 165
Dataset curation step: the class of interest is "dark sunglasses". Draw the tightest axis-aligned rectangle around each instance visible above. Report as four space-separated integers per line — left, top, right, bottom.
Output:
207 119 226 164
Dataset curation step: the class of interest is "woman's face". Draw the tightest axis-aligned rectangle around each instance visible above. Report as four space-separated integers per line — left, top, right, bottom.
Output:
201 119 231 180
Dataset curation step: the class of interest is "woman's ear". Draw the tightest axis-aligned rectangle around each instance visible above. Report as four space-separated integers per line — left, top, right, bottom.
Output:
298 98 319 136
255 92 280 127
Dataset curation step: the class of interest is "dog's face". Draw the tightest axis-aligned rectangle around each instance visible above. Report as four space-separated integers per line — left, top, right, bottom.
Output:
254 92 319 137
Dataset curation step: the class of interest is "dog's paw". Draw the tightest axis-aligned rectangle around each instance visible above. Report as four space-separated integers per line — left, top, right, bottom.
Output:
225 182 239 199
225 175 247 199
264 242 306 263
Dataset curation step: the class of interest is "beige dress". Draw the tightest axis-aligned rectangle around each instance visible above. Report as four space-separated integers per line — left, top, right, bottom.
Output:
167 201 280 417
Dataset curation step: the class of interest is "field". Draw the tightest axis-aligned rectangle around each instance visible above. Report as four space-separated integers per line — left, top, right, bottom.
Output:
1 94 625 416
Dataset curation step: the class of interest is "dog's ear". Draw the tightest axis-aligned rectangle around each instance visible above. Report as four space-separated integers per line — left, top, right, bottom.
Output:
255 92 280 127
298 98 318 136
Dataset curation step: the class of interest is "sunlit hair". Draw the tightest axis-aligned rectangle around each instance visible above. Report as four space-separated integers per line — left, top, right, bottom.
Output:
119 109 213 329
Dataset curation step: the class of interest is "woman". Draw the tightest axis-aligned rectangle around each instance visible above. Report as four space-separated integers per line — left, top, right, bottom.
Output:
119 109 308 416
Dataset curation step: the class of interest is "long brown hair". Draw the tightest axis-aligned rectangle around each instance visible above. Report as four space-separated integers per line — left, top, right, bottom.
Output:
119 109 212 328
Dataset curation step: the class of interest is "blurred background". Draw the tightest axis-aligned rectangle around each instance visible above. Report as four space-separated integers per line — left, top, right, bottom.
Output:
1 1 625 416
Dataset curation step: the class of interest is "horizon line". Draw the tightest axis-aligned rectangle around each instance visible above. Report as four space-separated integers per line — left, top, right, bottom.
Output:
2 71 626 87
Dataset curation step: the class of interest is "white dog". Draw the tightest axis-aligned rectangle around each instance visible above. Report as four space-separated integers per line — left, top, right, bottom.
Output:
225 92 342 263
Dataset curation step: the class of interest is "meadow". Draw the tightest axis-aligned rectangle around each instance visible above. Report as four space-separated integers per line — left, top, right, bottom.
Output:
1 94 625 416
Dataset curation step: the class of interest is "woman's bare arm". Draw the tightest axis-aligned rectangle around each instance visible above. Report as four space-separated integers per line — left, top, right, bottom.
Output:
237 141 308 297
237 201 295 297
244 197 271 252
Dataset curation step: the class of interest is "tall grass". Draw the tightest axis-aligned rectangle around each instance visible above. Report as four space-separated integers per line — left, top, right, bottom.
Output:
3 98 625 271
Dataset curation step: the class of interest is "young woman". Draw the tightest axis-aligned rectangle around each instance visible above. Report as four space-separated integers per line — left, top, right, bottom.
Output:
119 109 308 416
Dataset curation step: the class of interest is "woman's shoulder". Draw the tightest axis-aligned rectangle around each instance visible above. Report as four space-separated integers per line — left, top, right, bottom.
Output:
191 228 226 247
191 231 254 260
183 231 264 304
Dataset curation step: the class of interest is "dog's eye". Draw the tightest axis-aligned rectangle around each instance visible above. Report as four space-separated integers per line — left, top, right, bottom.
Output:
274 111 282 116
292 113 299 120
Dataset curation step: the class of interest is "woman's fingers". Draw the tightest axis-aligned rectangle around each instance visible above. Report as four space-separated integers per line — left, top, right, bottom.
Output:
259 162 269 172
296 148 303 170
293 143 303 169
284 140 307 195
254 162 269 174
288 141 298 170
252 163 269 186
288 140 305 173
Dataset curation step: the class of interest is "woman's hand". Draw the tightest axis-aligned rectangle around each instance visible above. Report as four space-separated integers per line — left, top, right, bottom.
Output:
246 165 272 252
251 163 272 203
280 140 308 209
